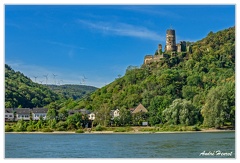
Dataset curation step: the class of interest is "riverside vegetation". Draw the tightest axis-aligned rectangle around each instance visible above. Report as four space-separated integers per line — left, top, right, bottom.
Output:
5 26 235 132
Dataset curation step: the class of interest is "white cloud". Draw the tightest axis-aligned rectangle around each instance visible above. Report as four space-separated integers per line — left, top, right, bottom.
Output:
77 19 164 41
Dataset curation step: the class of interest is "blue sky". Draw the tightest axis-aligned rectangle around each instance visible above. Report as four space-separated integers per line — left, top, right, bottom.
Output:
5 5 235 88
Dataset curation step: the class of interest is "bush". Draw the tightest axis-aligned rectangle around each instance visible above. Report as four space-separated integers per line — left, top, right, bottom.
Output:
5 125 13 132
42 128 53 132
75 129 84 133
56 127 67 131
95 124 105 131
27 125 35 132
56 121 67 131
114 127 132 132
192 125 201 131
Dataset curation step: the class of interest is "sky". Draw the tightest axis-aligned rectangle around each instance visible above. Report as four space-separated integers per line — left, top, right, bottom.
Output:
5 4 235 88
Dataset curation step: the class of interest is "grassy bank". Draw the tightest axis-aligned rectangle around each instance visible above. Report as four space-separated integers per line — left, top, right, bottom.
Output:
5 123 234 134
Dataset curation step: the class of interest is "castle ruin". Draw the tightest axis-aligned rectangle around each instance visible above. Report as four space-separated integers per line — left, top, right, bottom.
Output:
144 28 192 64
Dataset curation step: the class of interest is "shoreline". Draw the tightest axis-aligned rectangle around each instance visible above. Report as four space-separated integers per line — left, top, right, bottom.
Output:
5 129 235 134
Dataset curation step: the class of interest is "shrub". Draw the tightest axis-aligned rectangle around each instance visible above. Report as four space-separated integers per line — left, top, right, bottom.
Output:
75 129 84 133
5 125 13 132
95 124 105 131
192 125 201 131
27 125 35 132
42 128 53 132
56 121 67 131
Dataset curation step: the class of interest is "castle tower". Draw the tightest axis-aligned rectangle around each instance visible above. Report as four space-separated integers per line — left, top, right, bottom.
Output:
166 29 177 52
158 44 162 54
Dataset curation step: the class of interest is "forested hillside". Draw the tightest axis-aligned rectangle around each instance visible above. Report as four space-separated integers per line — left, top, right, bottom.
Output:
75 26 235 128
5 26 235 129
5 64 61 108
47 84 98 100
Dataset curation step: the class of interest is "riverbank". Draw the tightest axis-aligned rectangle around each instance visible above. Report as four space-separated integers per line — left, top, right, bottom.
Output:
5 128 234 134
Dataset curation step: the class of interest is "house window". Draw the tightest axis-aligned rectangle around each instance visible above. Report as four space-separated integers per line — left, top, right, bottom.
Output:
9 115 12 117
5 115 8 118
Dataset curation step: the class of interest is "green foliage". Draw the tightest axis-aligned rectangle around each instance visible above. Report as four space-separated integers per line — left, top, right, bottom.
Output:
66 113 83 130
5 64 61 108
201 81 235 128
113 127 133 132
162 99 199 125
94 104 111 127
95 124 105 131
5 26 235 129
47 84 98 100
5 125 13 132
56 121 68 131
41 128 53 132
75 128 84 133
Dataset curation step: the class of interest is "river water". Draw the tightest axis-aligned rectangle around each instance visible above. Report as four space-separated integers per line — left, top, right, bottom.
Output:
5 131 235 158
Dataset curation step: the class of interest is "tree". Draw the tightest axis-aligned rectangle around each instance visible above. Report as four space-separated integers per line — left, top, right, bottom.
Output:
66 113 83 130
118 107 132 126
162 99 198 125
47 109 58 120
201 82 235 128
94 103 111 127
132 112 149 126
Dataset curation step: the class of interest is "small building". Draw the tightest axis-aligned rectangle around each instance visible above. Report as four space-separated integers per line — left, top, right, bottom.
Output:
16 108 31 121
131 103 148 114
68 109 95 121
79 109 91 115
68 109 82 116
88 113 95 121
110 109 120 119
5 108 14 121
32 108 48 120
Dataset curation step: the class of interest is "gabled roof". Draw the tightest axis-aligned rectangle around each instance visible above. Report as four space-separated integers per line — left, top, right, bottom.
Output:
32 108 48 113
79 109 91 115
16 108 31 114
68 109 91 115
5 108 14 113
129 108 135 113
132 103 148 114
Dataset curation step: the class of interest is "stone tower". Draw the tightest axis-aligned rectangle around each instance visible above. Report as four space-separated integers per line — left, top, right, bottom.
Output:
166 29 177 52
158 44 162 54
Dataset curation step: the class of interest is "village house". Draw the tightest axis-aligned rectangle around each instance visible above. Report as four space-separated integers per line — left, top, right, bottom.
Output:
5 108 14 121
68 109 95 121
16 108 31 121
88 113 95 121
32 108 48 120
110 109 120 120
130 103 148 114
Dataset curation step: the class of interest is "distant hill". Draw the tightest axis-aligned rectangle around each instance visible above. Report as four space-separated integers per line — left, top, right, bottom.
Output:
47 84 98 100
5 64 61 108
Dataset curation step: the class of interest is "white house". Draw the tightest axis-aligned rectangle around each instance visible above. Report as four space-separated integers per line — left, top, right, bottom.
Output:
32 108 48 120
113 109 120 118
16 108 31 121
88 113 95 121
5 108 14 121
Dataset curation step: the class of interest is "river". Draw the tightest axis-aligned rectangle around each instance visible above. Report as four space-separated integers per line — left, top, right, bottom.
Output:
5 131 235 158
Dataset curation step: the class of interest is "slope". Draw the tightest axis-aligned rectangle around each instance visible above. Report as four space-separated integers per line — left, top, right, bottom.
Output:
47 84 98 100
79 26 235 127
5 64 61 108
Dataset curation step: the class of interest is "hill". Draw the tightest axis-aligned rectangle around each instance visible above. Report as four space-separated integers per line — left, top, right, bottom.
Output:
5 64 61 108
77 26 235 128
47 84 98 100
